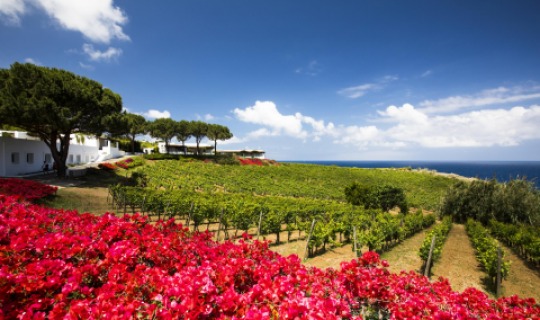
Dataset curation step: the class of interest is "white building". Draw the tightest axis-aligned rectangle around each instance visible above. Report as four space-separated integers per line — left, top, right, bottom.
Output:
157 141 265 159
217 149 265 159
158 142 214 155
0 131 124 177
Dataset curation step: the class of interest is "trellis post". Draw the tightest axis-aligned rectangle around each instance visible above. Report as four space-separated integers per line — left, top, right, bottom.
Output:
303 219 316 261
496 246 502 297
424 235 437 277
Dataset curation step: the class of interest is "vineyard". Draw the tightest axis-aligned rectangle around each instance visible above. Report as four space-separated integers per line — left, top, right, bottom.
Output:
134 160 453 209
107 160 454 257
1 177 539 319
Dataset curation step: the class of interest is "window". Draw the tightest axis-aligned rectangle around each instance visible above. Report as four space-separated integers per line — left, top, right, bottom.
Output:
27 153 34 164
45 154 52 163
75 155 81 163
11 152 20 164
68 154 74 164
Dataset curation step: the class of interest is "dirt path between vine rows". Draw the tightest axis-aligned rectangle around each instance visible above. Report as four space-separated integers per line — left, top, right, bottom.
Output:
430 224 540 301
431 224 488 295
497 242 540 301
380 227 433 275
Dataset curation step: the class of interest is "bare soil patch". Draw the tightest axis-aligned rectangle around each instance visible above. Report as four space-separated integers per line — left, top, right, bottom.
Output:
269 239 357 269
381 227 433 274
498 242 540 301
431 224 489 296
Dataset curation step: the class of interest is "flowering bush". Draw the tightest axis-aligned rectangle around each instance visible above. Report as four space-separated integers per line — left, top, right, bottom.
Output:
98 162 117 171
115 161 130 169
0 178 57 200
115 157 145 170
0 195 538 319
238 158 265 166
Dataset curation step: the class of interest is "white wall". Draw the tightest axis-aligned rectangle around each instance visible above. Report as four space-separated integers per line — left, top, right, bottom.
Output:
0 132 126 177
0 137 51 176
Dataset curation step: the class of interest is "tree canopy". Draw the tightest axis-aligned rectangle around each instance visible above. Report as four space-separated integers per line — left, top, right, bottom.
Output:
0 62 123 177
147 118 177 152
121 112 147 153
441 178 540 226
207 123 233 156
175 120 192 154
145 118 234 157
345 183 408 213
189 120 209 156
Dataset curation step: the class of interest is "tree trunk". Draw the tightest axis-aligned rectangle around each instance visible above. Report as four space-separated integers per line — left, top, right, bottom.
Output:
43 131 71 178
130 134 136 153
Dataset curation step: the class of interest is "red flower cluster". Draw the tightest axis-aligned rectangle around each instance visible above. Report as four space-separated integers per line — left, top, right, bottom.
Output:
98 162 117 171
115 158 134 170
0 178 57 200
1 195 538 319
115 162 129 170
238 158 264 166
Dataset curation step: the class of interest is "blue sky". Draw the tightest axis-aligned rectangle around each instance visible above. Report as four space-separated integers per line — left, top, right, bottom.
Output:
1 0 540 161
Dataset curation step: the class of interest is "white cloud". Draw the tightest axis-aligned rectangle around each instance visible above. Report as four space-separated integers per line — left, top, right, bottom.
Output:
336 103 540 149
1 0 129 43
377 103 429 125
24 57 41 65
82 43 122 61
197 113 215 121
79 62 95 70
234 101 307 138
295 60 322 76
233 101 336 141
295 114 337 139
338 75 398 99
232 98 540 154
0 0 26 25
143 109 171 119
247 128 275 139
33 0 129 43
335 125 381 147
218 136 246 145
420 70 432 78
338 83 378 99
418 86 540 114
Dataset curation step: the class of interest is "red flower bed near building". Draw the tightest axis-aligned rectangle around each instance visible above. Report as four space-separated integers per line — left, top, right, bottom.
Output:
0 178 57 200
98 162 117 171
238 158 264 166
0 194 538 319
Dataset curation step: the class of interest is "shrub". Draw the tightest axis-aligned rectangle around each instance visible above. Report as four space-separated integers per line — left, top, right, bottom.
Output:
0 178 57 200
98 162 116 171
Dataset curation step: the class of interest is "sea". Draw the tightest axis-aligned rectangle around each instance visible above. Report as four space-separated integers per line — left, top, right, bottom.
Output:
284 161 540 189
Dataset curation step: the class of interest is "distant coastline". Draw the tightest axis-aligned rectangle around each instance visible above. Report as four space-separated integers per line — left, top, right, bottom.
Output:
283 161 540 188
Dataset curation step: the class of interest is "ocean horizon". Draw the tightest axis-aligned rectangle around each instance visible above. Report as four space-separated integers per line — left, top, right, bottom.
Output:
283 160 540 188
